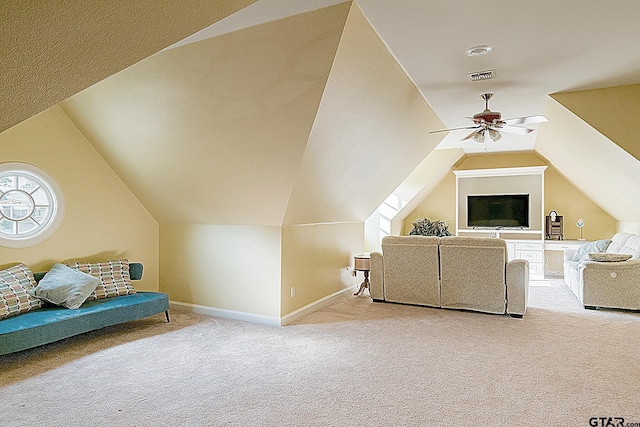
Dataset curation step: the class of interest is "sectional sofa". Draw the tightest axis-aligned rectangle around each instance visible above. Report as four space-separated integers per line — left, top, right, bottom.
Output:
370 236 530 317
564 232 640 311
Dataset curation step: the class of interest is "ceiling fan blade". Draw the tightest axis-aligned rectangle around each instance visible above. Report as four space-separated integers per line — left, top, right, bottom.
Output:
429 125 479 134
503 115 549 126
498 125 534 135
462 129 483 141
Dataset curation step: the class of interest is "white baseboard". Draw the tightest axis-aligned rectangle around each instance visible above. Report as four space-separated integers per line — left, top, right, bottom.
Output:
169 286 355 327
280 286 355 326
169 301 281 327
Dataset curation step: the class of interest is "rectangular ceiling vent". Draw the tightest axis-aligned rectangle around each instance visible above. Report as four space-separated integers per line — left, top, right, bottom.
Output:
467 69 496 82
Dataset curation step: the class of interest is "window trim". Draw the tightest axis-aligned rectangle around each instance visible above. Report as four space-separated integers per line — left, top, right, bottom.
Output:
0 163 65 248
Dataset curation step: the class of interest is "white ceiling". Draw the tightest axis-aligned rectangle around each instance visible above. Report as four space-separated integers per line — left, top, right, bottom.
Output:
182 0 640 154
164 0 346 49
358 0 640 154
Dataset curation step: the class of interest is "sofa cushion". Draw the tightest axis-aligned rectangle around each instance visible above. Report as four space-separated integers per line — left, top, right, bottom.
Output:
65 259 136 301
0 263 43 319
440 236 508 263
570 239 611 262
380 235 440 306
616 235 640 260
1 291 169 356
30 263 100 309
439 237 507 314
605 233 634 254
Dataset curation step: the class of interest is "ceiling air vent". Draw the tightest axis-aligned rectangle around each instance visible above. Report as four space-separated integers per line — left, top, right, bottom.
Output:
467 69 496 82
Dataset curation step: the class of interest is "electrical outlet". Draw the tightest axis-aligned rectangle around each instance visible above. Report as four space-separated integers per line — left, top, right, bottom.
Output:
290 287 295 298
555 256 562 262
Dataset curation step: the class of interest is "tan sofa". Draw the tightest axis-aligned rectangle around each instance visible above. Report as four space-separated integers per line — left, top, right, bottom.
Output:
370 236 530 317
564 232 640 310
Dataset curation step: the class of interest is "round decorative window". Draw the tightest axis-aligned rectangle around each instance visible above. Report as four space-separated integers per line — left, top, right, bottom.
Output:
0 163 64 248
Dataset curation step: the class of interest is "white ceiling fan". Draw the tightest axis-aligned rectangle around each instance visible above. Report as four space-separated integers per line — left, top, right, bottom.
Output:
430 93 548 144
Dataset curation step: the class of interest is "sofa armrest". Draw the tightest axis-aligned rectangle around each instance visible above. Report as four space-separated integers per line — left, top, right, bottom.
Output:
563 249 578 287
506 259 529 317
369 251 384 301
563 248 576 261
581 259 640 309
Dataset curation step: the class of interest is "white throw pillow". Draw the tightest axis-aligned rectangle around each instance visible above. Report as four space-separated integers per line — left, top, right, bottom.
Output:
30 263 100 309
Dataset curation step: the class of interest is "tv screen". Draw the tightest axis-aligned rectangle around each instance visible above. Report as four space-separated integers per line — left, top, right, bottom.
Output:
467 194 530 228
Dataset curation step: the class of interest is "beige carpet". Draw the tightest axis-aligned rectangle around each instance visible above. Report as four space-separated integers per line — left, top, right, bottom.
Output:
1 278 639 426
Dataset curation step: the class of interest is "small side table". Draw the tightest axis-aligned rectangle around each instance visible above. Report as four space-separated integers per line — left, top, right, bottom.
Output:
354 254 370 296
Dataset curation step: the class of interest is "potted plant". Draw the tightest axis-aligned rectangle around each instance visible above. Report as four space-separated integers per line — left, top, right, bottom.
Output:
408 218 452 237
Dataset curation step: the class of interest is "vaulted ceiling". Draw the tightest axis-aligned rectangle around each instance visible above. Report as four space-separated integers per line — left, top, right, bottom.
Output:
3 0 640 227
61 4 351 226
0 0 260 133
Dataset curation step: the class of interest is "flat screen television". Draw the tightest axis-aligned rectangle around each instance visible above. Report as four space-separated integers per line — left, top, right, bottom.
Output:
467 194 530 228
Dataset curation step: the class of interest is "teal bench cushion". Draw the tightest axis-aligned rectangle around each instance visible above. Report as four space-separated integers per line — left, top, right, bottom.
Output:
0 291 169 356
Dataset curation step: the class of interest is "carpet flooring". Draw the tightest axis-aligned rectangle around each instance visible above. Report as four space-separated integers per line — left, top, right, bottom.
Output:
1 278 639 426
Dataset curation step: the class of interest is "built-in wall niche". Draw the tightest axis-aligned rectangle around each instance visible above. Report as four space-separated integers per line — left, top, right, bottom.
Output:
454 166 547 233
453 166 547 279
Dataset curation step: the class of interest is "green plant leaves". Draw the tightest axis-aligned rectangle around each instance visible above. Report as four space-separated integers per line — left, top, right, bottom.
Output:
409 218 452 237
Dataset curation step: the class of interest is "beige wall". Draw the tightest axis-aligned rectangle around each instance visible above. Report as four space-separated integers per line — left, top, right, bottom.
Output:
491 89 640 234
536 96 640 229
281 222 362 316
159 222 361 320
153 2 437 320
542 164 617 241
401 172 456 235
404 152 617 242
276 3 444 316
384 148 463 243
160 224 282 318
0 106 159 290
552 83 640 162
283 2 445 226
61 4 350 227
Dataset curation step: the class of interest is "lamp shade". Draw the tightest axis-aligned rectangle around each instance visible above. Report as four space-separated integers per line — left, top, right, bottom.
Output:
472 130 485 143
488 129 501 142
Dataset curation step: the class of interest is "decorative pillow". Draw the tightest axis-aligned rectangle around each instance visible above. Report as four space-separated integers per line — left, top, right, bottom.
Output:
588 253 632 262
570 239 612 262
0 263 43 319
64 259 136 301
30 263 100 309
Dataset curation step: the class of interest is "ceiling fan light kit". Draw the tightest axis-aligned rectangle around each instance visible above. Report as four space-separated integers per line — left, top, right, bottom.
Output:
488 129 501 142
429 93 548 150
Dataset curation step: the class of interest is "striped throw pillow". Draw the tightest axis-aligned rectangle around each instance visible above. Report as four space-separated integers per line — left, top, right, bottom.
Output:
0 263 43 319
65 259 136 301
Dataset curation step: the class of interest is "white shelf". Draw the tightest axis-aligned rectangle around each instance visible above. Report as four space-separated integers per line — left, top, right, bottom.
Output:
457 228 544 240
453 166 548 178
458 228 543 235
544 240 590 251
